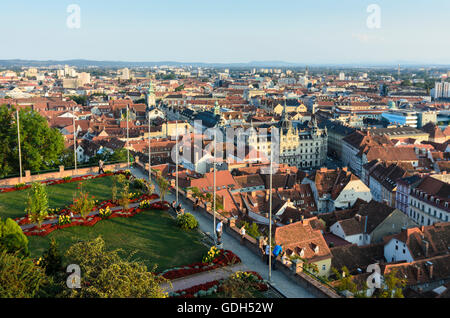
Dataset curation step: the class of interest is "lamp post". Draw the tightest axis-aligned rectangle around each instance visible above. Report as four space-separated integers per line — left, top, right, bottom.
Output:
175 120 179 205
73 107 77 174
268 133 273 282
148 111 151 182
126 105 130 169
213 128 217 242
16 109 23 183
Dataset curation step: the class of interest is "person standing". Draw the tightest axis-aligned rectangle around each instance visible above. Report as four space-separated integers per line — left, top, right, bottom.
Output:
240 226 246 245
216 220 223 245
272 243 283 270
98 159 105 174
264 244 270 264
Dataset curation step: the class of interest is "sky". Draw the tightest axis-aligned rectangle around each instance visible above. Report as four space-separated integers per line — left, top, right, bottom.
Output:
1 0 449 64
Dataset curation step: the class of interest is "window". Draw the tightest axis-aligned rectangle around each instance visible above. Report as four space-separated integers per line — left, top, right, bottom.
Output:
322 265 326 271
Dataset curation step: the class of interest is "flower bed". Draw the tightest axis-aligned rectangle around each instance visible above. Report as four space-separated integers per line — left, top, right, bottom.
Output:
159 249 241 280
0 170 129 194
21 198 168 237
169 271 269 298
14 193 162 226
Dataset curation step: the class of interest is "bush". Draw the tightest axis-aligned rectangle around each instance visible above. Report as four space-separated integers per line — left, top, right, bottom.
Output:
25 182 49 228
62 176 72 181
176 213 198 231
14 183 26 189
0 217 29 257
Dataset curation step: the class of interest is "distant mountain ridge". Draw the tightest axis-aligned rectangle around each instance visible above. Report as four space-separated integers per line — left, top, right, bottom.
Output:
0 59 448 68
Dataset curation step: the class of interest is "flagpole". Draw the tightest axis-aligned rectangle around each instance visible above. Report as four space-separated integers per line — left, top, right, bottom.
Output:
126 105 130 169
73 107 77 174
176 120 179 205
213 128 217 242
16 109 23 183
148 112 151 182
269 135 273 282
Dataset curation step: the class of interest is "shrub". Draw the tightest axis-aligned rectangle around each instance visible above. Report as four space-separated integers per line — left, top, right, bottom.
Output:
62 176 72 181
58 215 72 225
14 183 26 189
72 183 96 219
99 207 112 219
176 213 198 231
0 217 29 257
25 182 49 228
202 246 221 263
40 238 62 276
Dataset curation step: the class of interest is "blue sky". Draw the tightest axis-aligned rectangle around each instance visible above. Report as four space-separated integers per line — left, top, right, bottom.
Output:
1 0 449 64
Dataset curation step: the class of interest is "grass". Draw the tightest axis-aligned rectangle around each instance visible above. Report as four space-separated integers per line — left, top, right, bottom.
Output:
27 209 209 272
0 176 116 220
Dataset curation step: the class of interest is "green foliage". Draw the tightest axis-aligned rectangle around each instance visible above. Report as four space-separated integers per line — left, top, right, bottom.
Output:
14 182 26 189
59 148 75 168
40 238 62 277
332 266 358 294
156 173 169 202
63 237 168 298
68 95 87 106
0 217 29 257
202 246 220 263
377 268 406 298
217 271 262 298
176 213 199 231
237 221 261 239
0 250 48 298
25 182 49 228
0 105 65 177
71 183 96 219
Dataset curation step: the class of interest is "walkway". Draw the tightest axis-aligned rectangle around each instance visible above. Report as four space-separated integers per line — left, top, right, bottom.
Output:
161 263 247 293
131 167 315 298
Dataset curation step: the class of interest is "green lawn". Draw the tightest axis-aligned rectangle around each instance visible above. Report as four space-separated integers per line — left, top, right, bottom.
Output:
28 209 209 272
0 176 116 220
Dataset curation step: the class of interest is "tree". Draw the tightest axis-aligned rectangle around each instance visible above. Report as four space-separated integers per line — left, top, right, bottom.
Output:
63 237 168 298
156 173 169 202
0 250 48 298
59 148 75 168
332 266 358 294
71 183 96 219
0 105 65 177
377 268 406 298
0 217 29 257
25 182 49 228
40 238 62 277
68 95 87 106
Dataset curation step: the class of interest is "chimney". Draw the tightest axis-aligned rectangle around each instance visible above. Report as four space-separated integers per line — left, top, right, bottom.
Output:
422 240 429 258
414 265 423 282
426 262 434 280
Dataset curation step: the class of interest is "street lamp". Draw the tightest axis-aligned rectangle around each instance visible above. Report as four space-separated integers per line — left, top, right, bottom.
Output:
16 109 23 183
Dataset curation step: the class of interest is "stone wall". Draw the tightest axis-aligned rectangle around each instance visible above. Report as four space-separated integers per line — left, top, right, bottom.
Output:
0 162 129 187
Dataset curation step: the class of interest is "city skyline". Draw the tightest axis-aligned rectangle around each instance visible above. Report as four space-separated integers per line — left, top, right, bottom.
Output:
1 0 450 64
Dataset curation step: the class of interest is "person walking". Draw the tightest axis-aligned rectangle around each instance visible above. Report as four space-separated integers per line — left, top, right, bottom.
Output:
98 159 105 174
240 226 246 245
264 244 270 264
216 220 223 245
272 243 283 270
